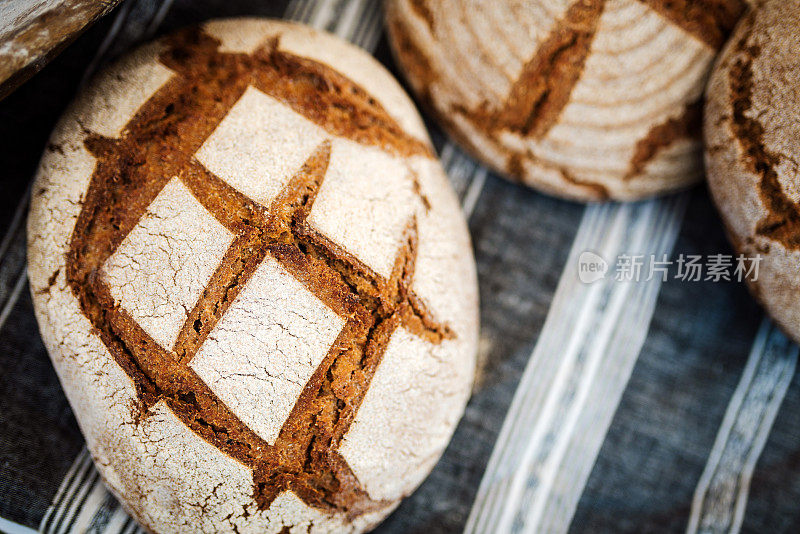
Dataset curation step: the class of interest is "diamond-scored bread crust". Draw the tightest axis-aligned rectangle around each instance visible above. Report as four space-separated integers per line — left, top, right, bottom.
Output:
27 18 478 534
705 0 800 344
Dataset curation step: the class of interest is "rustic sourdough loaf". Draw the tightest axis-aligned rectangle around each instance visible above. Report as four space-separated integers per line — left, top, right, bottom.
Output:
27 18 478 533
705 0 800 344
385 0 747 201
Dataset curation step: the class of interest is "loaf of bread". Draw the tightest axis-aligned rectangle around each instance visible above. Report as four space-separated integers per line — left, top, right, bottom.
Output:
705 0 800 343
385 0 746 201
27 18 478 533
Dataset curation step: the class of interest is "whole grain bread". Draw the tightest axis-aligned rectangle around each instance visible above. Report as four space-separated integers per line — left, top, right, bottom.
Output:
385 0 747 201
705 0 800 344
27 18 478 534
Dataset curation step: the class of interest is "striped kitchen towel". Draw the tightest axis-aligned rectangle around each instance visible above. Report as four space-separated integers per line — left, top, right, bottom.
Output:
1 1 799 533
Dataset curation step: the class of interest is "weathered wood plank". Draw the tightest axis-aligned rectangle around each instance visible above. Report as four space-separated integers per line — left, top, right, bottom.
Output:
0 0 122 100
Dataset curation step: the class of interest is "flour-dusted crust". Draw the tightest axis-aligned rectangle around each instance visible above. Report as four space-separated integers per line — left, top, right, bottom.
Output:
705 0 800 344
27 18 478 534
385 0 747 201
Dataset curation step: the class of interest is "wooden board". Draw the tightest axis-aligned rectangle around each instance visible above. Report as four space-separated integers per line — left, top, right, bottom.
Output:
0 0 121 100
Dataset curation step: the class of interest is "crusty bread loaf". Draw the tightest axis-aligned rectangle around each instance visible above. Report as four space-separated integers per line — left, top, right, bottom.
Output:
27 18 478 533
385 0 747 201
705 0 800 344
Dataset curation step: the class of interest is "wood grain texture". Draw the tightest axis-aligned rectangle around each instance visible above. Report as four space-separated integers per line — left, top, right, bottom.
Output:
386 0 747 201
0 0 122 101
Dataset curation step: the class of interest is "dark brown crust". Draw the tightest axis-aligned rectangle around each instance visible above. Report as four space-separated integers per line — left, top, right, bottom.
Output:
246 36 432 159
388 0 748 200
559 167 610 201
387 3 609 201
625 100 702 180
506 152 610 201
726 17 800 251
388 0 610 200
457 0 605 140
65 26 451 517
641 0 747 50
385 8 437 114
408 0 435 32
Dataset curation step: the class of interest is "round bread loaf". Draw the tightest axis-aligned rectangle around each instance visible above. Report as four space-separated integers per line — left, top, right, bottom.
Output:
705 1 800 343
27 18 478 533
385 0 746 201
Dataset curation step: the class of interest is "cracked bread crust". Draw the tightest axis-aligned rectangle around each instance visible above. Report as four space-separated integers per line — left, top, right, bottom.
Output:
27 18 478 534
385 0 746 201
705 0 800 344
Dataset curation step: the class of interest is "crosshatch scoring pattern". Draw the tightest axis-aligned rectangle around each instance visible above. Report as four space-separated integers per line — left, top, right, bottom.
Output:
64 26 456 517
